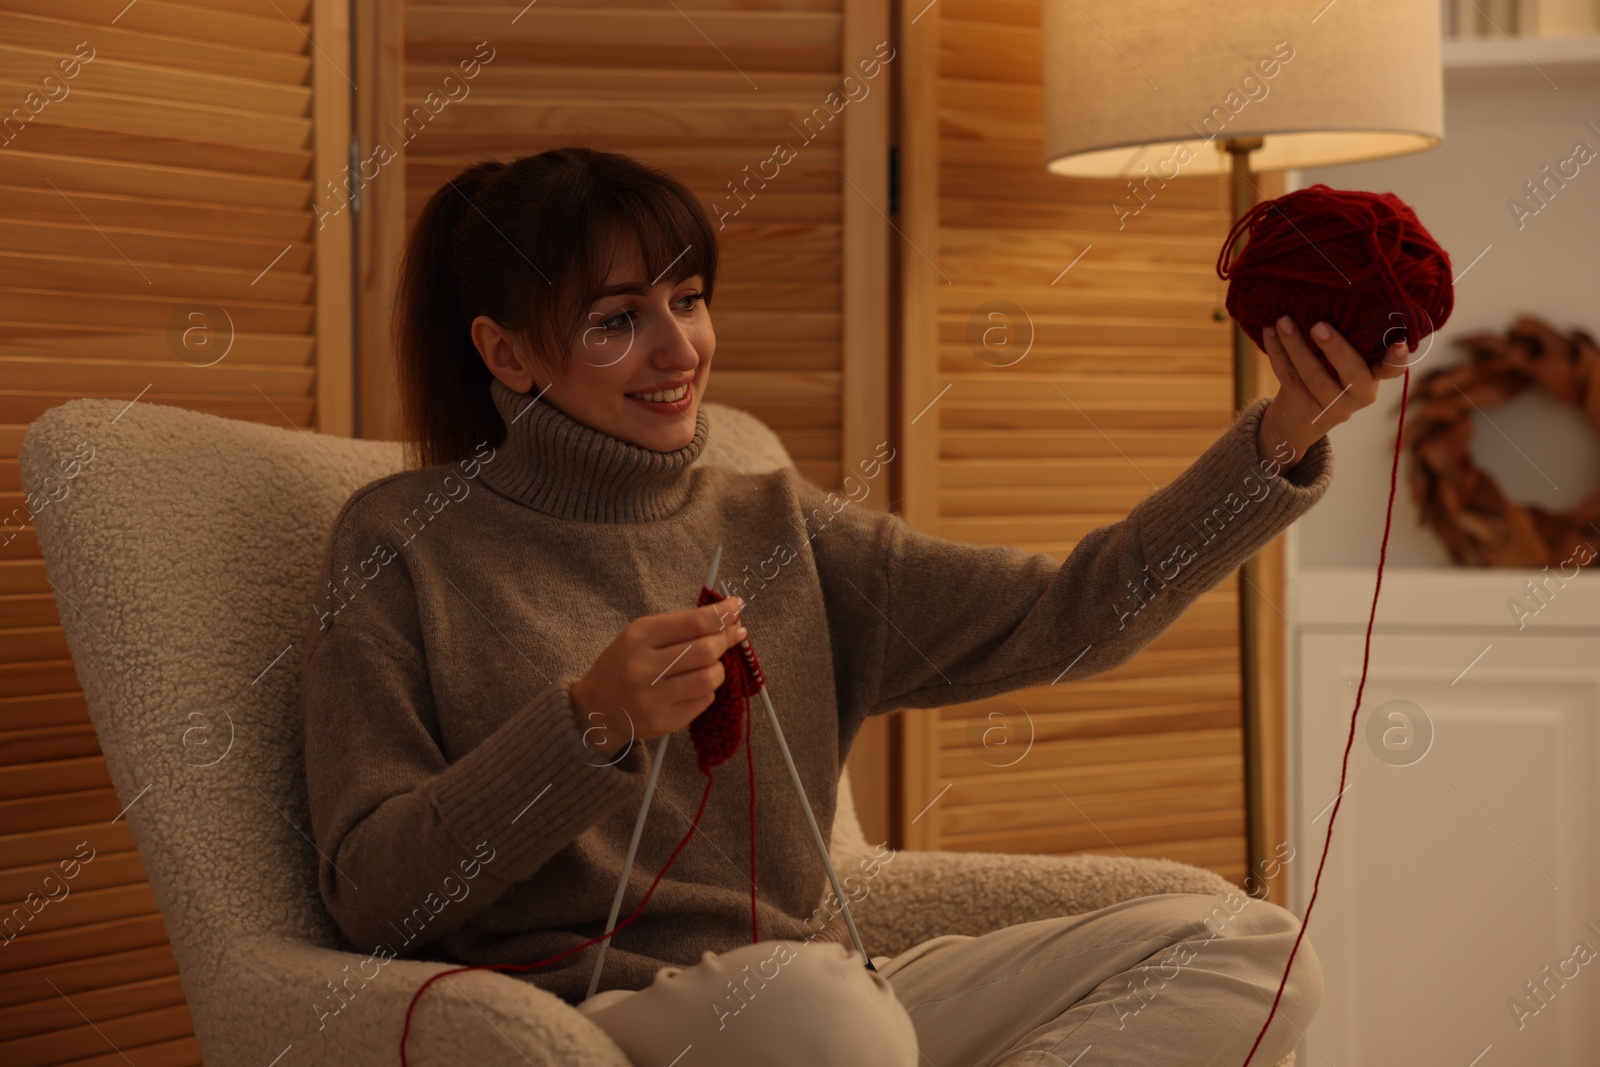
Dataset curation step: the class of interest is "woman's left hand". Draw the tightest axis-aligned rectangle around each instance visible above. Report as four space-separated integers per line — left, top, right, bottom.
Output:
1256 314 1410 469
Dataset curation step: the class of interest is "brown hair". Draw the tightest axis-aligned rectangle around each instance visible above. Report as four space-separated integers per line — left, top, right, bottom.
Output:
394 147 720 467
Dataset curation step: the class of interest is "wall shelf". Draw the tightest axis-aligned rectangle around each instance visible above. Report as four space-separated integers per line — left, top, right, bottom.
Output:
1442 33 1600 85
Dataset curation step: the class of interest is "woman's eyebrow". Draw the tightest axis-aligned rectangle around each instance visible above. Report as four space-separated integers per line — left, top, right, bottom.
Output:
592 274 703 299
593 281 650 298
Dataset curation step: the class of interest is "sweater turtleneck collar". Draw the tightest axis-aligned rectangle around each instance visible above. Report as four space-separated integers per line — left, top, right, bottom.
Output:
477 376 710 523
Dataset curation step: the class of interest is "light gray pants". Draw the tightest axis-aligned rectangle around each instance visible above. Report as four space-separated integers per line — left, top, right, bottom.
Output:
577 892 1322 1067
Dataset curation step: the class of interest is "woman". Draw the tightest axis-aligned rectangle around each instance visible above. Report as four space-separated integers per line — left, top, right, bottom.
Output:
300 146 1405 1065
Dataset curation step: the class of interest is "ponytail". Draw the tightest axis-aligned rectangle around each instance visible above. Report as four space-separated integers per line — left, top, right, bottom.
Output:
395 159 507 469
393 148 720 469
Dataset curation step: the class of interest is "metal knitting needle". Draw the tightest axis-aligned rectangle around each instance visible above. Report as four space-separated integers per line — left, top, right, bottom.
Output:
587 546 874 1001
752 682 876 972
587 549 724 999
714 549 877 972
586 735 670 1000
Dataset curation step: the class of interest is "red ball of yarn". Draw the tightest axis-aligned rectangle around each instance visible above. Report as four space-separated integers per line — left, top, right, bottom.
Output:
1216 183 1455 366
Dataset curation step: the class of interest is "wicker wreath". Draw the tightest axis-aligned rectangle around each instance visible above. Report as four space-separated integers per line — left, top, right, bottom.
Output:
1405 315 1600 567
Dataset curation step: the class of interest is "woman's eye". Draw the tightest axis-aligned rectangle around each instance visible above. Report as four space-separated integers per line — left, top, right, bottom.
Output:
597 292 702 331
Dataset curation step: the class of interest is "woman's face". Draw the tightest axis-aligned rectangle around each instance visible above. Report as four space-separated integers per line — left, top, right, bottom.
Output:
474 241 714 452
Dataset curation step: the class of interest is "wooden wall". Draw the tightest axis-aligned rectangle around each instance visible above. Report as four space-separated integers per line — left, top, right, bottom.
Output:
892 0 1290 887
0 0 350 1062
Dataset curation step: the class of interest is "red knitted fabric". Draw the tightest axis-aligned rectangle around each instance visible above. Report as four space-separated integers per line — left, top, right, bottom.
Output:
693 584 768 773
398 586 768 1065
1218 186 1452 1066
1218 183 1454 369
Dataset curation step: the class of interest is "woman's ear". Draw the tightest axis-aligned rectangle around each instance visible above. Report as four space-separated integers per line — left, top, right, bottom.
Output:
471 314 538 393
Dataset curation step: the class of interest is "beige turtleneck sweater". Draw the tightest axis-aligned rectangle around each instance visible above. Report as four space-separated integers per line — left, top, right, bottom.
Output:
299 377 1332 1005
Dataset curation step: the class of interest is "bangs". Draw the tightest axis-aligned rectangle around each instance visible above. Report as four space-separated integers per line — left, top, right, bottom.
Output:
525 168 719 365
594 194 717 300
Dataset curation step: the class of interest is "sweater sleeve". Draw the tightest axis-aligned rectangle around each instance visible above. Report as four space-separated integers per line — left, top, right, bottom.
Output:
300 504 653 956
793 397 1333 719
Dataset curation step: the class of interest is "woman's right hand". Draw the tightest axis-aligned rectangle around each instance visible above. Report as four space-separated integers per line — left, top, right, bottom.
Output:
569 597 748 762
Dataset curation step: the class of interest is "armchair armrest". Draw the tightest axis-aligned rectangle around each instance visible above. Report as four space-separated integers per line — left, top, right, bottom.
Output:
204 934 632 1067
853 849 1235 960
850 851 1295 1067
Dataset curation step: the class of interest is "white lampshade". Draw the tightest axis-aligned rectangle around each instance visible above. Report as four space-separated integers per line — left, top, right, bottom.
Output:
1041 0 1444 176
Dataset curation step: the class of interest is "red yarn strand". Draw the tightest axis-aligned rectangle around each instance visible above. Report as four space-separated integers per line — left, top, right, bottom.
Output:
746 681 759 943
398 585 768 1067
1239 366 1412 1066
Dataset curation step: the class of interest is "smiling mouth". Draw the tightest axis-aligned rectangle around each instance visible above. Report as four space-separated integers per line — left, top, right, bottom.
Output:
626 380 693 414
628 382 689 402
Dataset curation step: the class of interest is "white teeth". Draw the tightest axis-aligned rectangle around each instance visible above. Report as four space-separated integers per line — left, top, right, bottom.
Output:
631 383 688 403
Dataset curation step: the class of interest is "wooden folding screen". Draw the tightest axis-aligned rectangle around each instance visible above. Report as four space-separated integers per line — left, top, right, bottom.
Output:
0 1 350 1062
893 0 1289 888
0 0 1293 1059
354 0 894 835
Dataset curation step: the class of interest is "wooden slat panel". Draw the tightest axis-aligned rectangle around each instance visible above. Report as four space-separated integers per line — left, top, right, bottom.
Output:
0 848 147 905
0 357 314 396
0 756 114 801
938 727 1242 780
940 808 1245 854
0 824 128 871
0 598 61 630
0 975 186 1042
0 787 120 834
0 883 160 938
52 1034 201 1067
407 7 841 46
943 428 1223 459
933 753 1244 811
0 645 75 685
0 82 312 151
0 46 312 115
0 393 315 427
893 0 1268 895
0 0 312 54
0 335 312 368
0 185 312 241
0 254 312 304
405 64 842 95
0 154 310 211
422 0 834 8
0 694 86 732
0 3 348 1061
3 127 310 182
0 944 177 1008
0 1002 192 1067
0 914 169 975
0 13 310 83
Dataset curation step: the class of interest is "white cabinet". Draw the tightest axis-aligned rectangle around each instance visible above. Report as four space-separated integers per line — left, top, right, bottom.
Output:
1289 569 1600 1065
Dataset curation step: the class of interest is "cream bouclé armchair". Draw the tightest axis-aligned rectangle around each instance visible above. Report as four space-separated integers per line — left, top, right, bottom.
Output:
20 395 1291 1066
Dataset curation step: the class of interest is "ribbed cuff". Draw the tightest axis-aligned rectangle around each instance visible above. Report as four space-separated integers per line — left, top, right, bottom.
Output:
428 675 652 880
1133 397 1333 594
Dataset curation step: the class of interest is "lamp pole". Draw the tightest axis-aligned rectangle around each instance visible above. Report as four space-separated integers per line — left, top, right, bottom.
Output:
1222 136 1271 901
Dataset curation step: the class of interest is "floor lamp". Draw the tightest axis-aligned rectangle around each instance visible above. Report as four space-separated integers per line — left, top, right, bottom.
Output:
1039 0 1444 900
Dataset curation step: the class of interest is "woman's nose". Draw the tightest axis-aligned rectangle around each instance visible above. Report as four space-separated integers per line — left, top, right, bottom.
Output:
648 310 703 369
